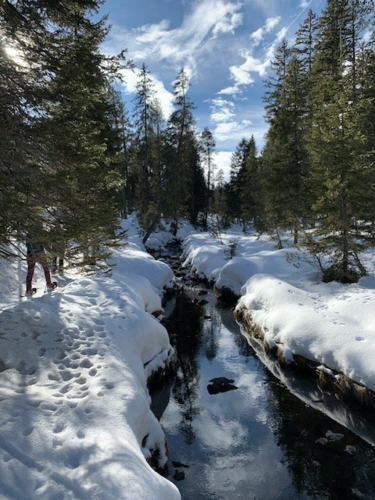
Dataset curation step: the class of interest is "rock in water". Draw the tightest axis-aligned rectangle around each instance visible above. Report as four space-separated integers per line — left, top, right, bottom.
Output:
207 377 238 395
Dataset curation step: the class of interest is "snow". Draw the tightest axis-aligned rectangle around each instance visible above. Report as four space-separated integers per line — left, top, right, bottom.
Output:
3 214 375 498
181 226 375 394
0 215 180 500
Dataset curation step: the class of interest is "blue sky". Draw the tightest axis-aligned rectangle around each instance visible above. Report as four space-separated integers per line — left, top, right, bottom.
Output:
99 0 326 176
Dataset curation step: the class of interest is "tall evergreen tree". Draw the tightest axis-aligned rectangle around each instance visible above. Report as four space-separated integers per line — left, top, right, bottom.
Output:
199 127 216 225
106 87 133 218
164 68 197 231
262 43 309 244
227 138 251 223
294 9 318 73
240 135 263 232
187 136 207 226
306 0 373 281
0 0 129 265
132 64 157 226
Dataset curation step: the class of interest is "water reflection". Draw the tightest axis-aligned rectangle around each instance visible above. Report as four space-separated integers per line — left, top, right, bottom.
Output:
158 289 375 500
165 293 204 445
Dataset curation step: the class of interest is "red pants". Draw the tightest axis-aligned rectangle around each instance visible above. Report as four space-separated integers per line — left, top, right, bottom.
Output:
26 253 52 292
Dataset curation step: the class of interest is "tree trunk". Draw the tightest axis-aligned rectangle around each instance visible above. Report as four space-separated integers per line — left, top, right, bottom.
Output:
142 214 160 246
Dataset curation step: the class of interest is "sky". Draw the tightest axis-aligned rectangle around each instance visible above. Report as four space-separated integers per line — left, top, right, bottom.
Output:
98 0 326 178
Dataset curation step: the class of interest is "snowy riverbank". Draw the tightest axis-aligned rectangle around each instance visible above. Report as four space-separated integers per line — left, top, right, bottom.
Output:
0 216 180 500
181 226 375 396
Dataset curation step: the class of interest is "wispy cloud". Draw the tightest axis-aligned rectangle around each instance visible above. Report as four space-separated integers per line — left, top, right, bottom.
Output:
102 0 313 153
209 98 236 123
208 97 253 143
103 0 244 117
218 19 286 96
105 0 243 73
250 16 280 45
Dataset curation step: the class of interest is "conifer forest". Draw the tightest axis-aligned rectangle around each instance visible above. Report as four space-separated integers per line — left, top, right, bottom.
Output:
1 0 375 283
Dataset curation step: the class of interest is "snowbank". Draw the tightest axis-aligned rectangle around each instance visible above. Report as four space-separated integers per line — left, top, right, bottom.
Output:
182 233 228 281
237 272 375 392
182 227 375 396
144 219 197 252
0 215 180 500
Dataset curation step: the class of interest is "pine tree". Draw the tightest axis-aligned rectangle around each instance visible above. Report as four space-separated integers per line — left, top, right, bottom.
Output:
141 98 166 245
0 0 129 265
132 64 157 224
106 87 133 218
262 43 309 244
199 127 216 226
211 170 231 230
227 138 251 223
294 9 318 73
187 136 207 226
164 68 197 231
240 136 262 232
306 0 373 281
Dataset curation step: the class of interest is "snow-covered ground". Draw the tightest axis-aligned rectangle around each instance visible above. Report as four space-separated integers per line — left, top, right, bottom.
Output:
0 216 180 500
182 226 375 394
3 216 375 499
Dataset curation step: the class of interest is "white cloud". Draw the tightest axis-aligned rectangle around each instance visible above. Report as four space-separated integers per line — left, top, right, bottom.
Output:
103 0 244 117
216 16 283 96
214 119 253 142
209 97 236 122
105 0 243 77
250 16 280 46
265 16 281 31
215 151 233 181
251 27 264 44
212 11 243 36
151 77 175 118
230 62 255 85
217 86 243 96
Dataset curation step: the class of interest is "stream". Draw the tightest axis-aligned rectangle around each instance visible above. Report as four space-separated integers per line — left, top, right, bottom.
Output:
151 250 375 500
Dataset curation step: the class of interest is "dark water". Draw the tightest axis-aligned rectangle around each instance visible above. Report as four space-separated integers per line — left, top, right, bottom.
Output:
152 284 375 500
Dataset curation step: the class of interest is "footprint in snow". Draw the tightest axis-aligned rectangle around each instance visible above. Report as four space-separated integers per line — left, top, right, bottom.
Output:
60 384 73 394
53 422 66 434
69 390 89 399
80 359 93 369
40 403 57 412
22 427 34 437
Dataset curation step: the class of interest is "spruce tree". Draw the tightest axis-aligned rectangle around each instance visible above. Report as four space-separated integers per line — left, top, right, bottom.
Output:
164 68 197 231
306 0 372 281
199 127 216 226
0 0 129 265
240 136 263 232
262 43 309 244
294 9 318 73
227 138 251 224
132 64 160 236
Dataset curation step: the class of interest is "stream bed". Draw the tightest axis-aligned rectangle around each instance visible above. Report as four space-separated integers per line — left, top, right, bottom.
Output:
151 252 375 500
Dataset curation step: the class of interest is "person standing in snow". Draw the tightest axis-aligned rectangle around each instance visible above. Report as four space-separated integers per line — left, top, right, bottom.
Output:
25 242 56 295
